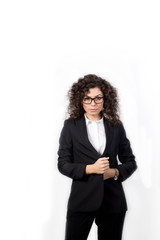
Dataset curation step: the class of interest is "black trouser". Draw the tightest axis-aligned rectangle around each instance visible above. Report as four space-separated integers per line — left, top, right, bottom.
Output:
64 206 126 240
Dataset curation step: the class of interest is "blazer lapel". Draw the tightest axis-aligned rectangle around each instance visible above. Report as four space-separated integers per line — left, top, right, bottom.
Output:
102 117 113 156
78 115 113 157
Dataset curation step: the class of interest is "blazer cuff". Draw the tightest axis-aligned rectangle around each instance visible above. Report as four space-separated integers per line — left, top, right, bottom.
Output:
116 165 126 182
80 164 88 181
116 161 137 182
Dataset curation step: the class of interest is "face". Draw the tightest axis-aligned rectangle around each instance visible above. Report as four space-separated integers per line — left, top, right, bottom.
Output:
82 87 104 120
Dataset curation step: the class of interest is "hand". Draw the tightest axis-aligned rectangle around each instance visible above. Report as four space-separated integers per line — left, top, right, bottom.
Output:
103 168 119 180
103 168 114 180
92 157 109 174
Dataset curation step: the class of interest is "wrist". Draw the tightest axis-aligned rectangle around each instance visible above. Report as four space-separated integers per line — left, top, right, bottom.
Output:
113 168 119 180
85 164 95 174
110 168 115 178
108 168 119 178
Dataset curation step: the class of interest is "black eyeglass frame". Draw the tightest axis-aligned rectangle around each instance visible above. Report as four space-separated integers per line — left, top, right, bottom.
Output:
82 96 104 104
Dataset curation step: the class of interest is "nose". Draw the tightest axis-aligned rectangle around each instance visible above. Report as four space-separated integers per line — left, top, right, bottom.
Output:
90 99 96 105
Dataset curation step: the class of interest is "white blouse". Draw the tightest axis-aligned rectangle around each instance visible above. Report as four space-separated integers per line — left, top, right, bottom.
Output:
84 113 106 155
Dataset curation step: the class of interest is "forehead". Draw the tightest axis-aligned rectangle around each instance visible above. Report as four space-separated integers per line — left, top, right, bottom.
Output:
84 87 103 97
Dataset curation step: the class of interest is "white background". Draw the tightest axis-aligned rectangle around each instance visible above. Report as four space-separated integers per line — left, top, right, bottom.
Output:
0 0 160 239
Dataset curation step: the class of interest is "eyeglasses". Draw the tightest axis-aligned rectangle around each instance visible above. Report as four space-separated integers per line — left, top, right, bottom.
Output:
83 96 104 104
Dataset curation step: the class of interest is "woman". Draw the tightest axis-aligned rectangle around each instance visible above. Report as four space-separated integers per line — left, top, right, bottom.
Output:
57 74 137 240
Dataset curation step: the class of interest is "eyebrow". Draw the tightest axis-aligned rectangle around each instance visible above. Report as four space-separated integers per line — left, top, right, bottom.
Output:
84 94 103 98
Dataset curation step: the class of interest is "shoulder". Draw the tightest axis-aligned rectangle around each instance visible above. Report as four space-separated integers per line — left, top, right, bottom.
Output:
63 117 77 125
104 117 123 131
64 116 82 123
62 117 80 129
116 120 125 133
109 119 125 138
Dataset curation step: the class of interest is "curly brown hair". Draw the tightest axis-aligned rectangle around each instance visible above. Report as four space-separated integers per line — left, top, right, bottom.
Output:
66 74 122 126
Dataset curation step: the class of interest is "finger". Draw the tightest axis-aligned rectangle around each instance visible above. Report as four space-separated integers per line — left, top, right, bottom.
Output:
104 164 110 168
102 159 109 163
104 164 109 168
103 161 109 166
102 166 109 172
104 167 109 172
102 162 109 167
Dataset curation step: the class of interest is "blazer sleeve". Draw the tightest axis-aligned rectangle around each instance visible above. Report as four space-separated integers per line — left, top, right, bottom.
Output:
57 119 88 180
116 122 137 182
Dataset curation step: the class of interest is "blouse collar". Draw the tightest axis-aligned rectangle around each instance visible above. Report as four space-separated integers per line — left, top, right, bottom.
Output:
84 113 103 124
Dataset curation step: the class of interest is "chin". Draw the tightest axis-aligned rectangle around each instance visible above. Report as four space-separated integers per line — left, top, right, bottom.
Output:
88 112 101 116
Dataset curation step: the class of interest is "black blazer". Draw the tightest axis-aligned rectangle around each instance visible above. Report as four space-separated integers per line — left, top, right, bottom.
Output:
57 115 137 212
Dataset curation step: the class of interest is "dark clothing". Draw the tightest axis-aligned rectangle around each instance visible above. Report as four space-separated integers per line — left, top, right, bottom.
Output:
65 204 126 240
57 115 137 212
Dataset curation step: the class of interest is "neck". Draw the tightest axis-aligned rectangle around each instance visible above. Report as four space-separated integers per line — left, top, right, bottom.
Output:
85 113 102 121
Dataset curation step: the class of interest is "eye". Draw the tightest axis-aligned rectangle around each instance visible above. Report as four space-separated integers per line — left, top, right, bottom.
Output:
96 97 102 100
